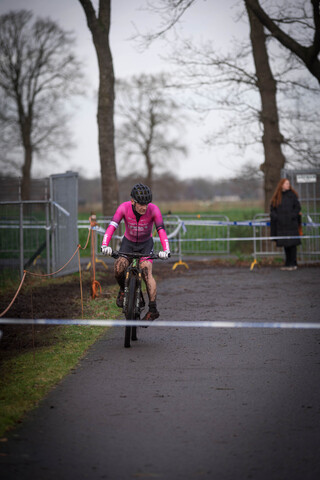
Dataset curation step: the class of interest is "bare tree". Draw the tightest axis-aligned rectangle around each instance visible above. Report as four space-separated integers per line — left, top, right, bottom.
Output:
172 37 319 208
0 10 83 199
146 0 320 84
138 0 320 210
115 73 187 189
245 0 320 83
78 0 118 216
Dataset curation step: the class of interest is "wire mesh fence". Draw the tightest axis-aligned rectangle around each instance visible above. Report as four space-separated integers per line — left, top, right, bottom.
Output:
0 173 79 283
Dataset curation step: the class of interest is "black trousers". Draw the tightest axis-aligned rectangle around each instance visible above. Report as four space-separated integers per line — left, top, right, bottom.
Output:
284 245 297 266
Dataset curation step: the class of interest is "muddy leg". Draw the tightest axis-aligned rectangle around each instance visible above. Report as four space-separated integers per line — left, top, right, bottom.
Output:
114 257 129 290
141 261 159 321
141 261 156 302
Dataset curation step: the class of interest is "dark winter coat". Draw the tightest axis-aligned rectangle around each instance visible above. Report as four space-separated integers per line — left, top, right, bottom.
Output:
270 190 301 247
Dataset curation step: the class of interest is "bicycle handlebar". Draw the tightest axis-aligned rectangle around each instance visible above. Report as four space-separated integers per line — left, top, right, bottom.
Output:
111 251 170 260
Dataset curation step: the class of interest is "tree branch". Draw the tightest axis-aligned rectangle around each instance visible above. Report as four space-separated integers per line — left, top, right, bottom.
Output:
78 0 98 33
245 0 320 83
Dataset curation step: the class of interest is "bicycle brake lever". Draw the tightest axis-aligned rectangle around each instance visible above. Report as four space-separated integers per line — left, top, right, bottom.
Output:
112 251 119 259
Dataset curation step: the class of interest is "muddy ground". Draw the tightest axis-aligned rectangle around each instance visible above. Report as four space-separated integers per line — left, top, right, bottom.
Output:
0 259 212 356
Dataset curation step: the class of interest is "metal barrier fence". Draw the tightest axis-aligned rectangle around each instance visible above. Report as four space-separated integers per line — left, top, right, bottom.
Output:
0 200 52 277
0 199 76 278
252 213 320 263
0 172 79 279
83 213 320 266
50 173 79 276
169 214 230 257
79 214 231 263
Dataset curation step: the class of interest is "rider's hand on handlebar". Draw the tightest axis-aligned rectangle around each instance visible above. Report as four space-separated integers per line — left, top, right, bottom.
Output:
158 250 170 259
101 245 112 256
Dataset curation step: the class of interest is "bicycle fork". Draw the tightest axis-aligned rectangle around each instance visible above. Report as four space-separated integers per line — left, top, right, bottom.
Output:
135 272 142 316
123 270 142 317
122 271 130 313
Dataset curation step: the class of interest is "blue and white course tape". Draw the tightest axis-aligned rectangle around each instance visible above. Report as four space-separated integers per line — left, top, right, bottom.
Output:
1 318 320 329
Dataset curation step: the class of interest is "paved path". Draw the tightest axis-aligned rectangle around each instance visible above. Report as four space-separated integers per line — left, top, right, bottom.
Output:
1 266 320 480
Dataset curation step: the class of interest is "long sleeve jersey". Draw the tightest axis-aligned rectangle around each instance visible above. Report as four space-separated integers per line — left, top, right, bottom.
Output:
102 201 170 251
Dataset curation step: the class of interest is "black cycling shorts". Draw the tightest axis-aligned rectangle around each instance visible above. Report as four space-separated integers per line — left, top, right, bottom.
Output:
120 236 154 262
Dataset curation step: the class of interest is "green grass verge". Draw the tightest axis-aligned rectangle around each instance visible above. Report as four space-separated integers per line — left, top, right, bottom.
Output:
0 283 119 438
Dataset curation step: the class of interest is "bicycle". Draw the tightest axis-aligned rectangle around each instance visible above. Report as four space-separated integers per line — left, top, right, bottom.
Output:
111 251 169 348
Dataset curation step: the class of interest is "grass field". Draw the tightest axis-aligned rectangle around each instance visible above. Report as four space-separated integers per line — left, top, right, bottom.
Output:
79 199 264 218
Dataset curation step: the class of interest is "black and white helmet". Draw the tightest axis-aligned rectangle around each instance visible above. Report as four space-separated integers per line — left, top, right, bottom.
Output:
131 183 152 205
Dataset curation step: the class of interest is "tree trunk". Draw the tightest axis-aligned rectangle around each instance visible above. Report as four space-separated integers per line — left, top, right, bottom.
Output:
245 2 286 212
79 0 119 216
144 149 153 189
20 118 32 200
21 145 32 200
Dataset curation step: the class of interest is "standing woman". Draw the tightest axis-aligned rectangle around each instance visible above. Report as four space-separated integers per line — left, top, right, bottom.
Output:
270 178 302 271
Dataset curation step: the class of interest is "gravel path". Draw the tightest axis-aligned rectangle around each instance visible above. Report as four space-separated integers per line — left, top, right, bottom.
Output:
1 266 320 480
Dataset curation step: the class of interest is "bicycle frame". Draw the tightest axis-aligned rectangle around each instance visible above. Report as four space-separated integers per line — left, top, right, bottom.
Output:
122 257 143 318
112 251 160 348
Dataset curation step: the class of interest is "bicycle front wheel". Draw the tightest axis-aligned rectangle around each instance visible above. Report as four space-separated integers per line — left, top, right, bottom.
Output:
124 276 137 348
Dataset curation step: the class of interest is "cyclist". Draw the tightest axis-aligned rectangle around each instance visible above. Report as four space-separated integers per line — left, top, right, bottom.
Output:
101 183 170 321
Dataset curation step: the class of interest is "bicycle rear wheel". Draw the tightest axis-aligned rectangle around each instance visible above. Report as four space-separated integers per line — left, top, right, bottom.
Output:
125 276 137 348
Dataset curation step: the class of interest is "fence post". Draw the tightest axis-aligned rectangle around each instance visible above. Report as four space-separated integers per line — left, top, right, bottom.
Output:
18 181 24 279
49 176 56 273
45 200 50 274
19 200 24 279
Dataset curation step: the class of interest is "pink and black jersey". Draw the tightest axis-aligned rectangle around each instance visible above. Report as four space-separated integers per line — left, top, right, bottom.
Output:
102 202 169 251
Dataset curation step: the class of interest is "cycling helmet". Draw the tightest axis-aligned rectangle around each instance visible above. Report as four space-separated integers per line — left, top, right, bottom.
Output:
131 183 152 204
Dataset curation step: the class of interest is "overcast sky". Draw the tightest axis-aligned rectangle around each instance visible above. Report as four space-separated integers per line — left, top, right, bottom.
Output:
0 0 252 181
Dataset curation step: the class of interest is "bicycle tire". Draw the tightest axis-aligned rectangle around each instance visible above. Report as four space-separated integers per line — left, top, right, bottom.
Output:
131 324 138 342
131 285 143 342
124 276 137 348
